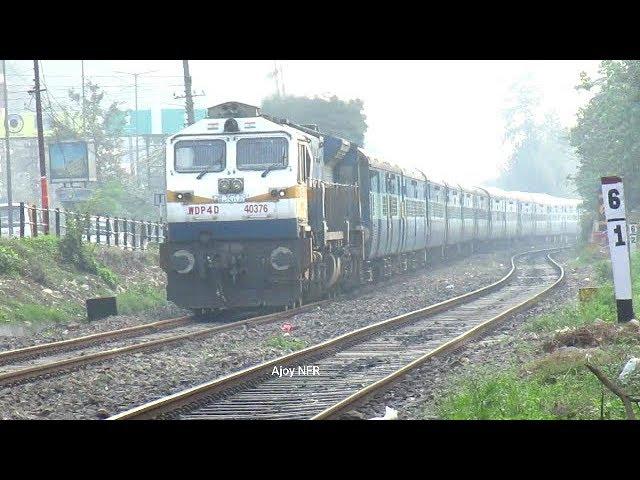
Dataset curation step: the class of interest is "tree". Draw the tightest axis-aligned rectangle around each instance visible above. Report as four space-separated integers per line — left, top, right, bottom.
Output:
261 94 368 146
493 79 578 196
48 82 160 219
79 179 158 219
49 81 128 183
570 60 640 212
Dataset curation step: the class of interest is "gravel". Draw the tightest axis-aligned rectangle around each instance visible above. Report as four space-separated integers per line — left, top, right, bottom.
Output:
0 247 518 420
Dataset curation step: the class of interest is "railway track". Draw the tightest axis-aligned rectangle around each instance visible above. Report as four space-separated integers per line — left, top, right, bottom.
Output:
0 303 329 387
108 247 566 420
0 316 193 365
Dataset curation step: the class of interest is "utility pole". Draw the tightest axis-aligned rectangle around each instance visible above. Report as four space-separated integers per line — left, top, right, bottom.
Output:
32 60 49 234
280 63 286 97
174 60 204 127
81 60 85 129
1 60 13 235
272 61 281 96
134 73 139 180
183 60 195 126
115 69 156 182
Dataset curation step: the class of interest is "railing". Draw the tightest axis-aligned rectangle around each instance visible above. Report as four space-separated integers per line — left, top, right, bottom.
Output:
0 202 166 250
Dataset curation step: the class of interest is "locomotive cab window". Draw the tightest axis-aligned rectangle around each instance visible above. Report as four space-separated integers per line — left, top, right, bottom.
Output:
297 144 312 182
175 139 226 173
237 137 288 171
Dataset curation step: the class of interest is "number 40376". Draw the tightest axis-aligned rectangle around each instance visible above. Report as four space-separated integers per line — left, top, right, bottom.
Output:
244 204 269 214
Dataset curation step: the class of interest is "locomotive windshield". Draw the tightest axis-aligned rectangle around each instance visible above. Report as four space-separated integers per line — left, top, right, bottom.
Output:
175 139 226 173
236 137 288 170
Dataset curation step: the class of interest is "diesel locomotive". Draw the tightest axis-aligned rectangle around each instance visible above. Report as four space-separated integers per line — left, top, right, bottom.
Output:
160 101 580 313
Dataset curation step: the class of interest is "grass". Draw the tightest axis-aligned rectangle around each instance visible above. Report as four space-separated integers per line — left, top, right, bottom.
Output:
526 285 617 332
527 248 640 333
117 285 167 315
430 245 640 420
1 301 83 324
435 363 632 420
0 234 164 325
265 334 307 352
11 303 69 324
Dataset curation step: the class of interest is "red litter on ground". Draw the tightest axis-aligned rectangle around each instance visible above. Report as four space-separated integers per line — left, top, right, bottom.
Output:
281 323 294 333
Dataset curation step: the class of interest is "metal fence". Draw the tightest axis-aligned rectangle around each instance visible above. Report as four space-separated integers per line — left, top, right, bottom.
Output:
0 202 166 250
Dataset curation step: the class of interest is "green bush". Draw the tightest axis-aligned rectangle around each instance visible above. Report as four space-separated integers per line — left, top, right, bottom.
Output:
97 265 119 288
0 245 23 274
59 216 98 273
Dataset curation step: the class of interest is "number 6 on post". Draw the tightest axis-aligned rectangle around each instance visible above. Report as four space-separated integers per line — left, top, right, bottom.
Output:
601 176 635 322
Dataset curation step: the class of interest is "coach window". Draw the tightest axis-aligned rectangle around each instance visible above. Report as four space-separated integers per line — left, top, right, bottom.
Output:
370 170 379 193
387 174 396 194
237 137 288 171
175 139 226 173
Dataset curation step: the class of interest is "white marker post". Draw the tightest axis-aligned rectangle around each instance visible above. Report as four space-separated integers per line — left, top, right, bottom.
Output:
601 176 635 322
630 224 638 252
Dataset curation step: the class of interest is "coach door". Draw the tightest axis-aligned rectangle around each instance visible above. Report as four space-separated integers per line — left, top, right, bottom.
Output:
387 173 402 255
369 170 382 258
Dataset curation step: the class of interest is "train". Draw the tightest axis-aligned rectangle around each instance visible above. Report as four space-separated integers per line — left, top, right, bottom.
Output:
160 101 581 313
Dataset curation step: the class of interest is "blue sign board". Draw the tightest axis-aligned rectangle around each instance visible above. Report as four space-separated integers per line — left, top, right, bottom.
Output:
161 108 206 134
49 141 97 183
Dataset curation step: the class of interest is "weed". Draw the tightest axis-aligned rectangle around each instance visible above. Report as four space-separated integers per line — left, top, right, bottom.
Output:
117 285 167 314
434 363 631 420
265 334 307 352
11 303 69 324
97 265 119 289
59 216 99 273
0 244 22 274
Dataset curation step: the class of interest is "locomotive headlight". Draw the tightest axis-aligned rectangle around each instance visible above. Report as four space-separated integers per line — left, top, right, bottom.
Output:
270 188 287 198
231 178 244 193
219 178 231 193
270 246 294 271
172 250 195 274
174 192 193 202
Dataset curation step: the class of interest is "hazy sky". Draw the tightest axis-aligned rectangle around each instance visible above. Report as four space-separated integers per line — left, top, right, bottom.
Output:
6 60 601 186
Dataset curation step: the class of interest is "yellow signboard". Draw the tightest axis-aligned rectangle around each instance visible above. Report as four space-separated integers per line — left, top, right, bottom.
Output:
0 110 53 138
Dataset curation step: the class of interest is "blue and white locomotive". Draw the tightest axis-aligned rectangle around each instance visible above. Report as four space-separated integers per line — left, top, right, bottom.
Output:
160 101 580 312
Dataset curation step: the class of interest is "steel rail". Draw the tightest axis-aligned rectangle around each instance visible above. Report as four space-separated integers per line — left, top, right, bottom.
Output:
0 316 192 364
0 300 330 387
311 251 565 419
109 246 567 420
